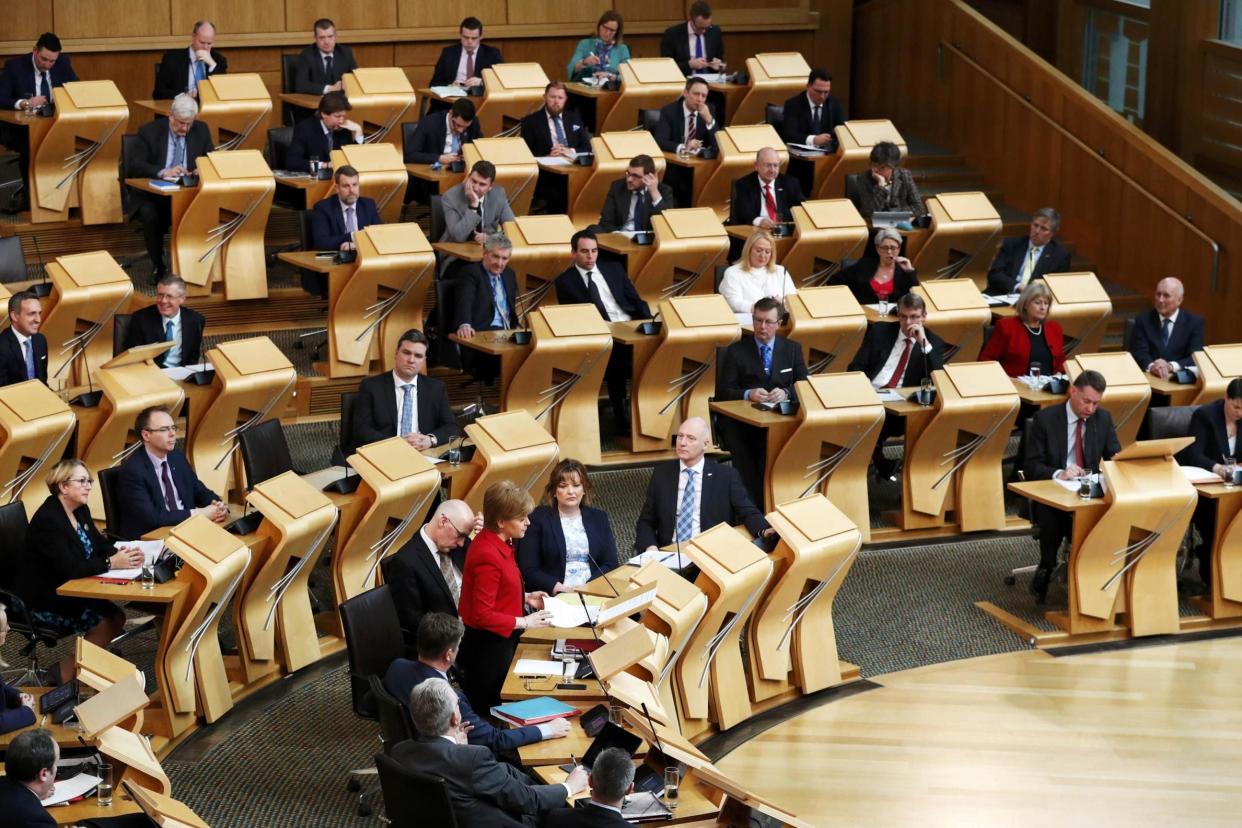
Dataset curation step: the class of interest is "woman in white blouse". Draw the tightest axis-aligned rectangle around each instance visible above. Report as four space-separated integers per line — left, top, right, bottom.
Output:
719 230 798 323
516 459 619 595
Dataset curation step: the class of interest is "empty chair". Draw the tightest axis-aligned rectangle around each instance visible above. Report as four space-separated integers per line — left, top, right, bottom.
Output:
238 418 303 489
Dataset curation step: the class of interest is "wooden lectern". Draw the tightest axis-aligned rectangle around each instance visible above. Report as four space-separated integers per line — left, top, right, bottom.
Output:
75 639 145 733
1067 352 1151 448
909 192 1002 286
698 125 788 219
585 623 673 726
632 295 740 453
633 208 729 306
174 150 275 300
453 409 559 514
783 199 869 287
605 58 686 133
0 380 76 518
329 143 409 223
1192 344 1242 405
733 53 812 126
506 305 613 465
785 285 867 374
815 120 905 200
188 337 297 499
1044 272 1112 357
162 515 251 723
911 278 992 363
125 784 212 828
335 438 441 604
40 250 133 389
463 138 540 217
503 215 577 300
95 725 170 795
196 74 272 152
477 63 551 135
570 131 666 229
328 223 435 379
342 68 418 150
1193 484 1242 622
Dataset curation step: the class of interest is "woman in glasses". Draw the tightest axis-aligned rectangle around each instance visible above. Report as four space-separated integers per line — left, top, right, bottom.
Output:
567 10 630 82
832 227 919 307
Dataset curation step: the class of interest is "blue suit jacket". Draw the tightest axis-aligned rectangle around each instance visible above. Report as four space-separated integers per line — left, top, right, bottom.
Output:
383 659 543 754
116 447 219 540
0 777 55 827
516 505 619 594
0 53 78 110
310 195 381 250
0 677 36 735
1128 307 1205 370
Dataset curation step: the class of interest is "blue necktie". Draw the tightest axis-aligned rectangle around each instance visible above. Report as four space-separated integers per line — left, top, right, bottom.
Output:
164 319 174 341
23 339 35 380
633 192 648 230
676 469 696 543
174 136 185 169
552 116 567 147
194 60 206 86
38 71 48 101
490 274 509 328
695 35 704 60
761 344 772 376
399 384 414 437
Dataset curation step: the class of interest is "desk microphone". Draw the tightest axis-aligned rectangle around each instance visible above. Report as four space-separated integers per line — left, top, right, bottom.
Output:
30 235 51 298
583 547 620 598
575 593 617 703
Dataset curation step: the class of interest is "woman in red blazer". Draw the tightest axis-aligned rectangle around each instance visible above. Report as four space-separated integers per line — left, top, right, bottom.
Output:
979 280 1065 377
457 480 554 711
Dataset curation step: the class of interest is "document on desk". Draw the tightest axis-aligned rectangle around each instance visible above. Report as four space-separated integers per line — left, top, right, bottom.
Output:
983 293 1020 306
786 142 829 153
513 658 568 677
42 772 101 806
430 86 468 98
544 595 599 628
537 155 573 166
161 362 213 382
626 550 691 570
875 389 905 403
1181 465 1222 484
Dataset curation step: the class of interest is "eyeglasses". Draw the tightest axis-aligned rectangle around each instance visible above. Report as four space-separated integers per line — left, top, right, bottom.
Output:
67 477 94 487
752 316 781 327
144 425 178 435
877 244 901 253
444 516 473 542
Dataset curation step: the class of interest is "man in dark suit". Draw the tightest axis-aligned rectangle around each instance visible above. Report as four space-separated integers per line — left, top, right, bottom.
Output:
393 678 586 827
844 141 927 220
0 292 47 388
779 68 846 151
716 297 809 507
653 77 718 154
521 82 592 214
1024 369 1121 601
116 405 226 540
0 32 77 110
1128 277 1206 381
555 230 651 431
292 18 357 96
403 98 481 166
728 147 804 229
455 234 519 383
984 208 1073 296
286 91 363 173
122 274 206 368
1180 378 1242 591
307 164 380 296
635 416 772 553
130 94 214 280
659 1 725 76
0 729 58 827
352 329 462 452
385 613 569 752
429 17 504 89
546 747 634 828
594 154 673 233
154 21 227 100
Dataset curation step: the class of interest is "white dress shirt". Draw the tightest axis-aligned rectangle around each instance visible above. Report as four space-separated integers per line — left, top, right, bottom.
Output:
454 48 476 84
678 102 713 153
718 264 797 323
576 266 630 321
1062 400 1087 475
15 55 51 110
393 372 421 437
871 333 932 389
1153 308 1185 371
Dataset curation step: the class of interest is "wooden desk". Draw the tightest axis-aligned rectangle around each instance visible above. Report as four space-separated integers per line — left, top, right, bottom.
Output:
406 163 465 196
663 151 717 208
596 233 654 284
278 92 323 111
725 225 794 259
565 82 621 133
433 241 484 263
501 642 609 702
709 399 798 512
276 249 352 275
1193 484 1242 622
537 160 593 221
707 80 748 125
274 172 332 209
1012 377 1067 408
134 99 173 118
531 763 719 824
49 793 144 825
515 704 648 767
449 331 531 403
0 687 79 748
1147 373 1200 406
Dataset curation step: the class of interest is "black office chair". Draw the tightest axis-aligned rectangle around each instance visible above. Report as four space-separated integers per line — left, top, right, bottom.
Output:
0 152 23 213
97 466 127 540
1122 316 1136 354
0 502 64 685
280 54 302 126
267 126 294 174
431 278 461 370
375 752 462 828
238 419 303 488
369 673 414 748
764 104 785 127
152 63 162 97
333 392 359 465
638 108 661 134
0 236 27 284
1149 404 1199 441
116 133 151 273
112 314 133 357
429 194 449 277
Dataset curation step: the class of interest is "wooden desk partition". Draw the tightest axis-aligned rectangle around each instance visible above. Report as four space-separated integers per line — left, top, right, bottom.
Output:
0 380 76 518
454 409 559 514
786 285 867 374
503 215 577 301
784 199 869 287
570 131 666 228
75 638 143 693
733 52 812 126
329 142 409 223
342 68 418 150
815 119 905 200
1193 344 1242 404
95 725 170 796
125 784 212 828
1067 352 1151 448
328 223 435 379
478 63 551 135
623 560 709 721
911 278 992 364
1044 272 1112 358
698 124 788 220
196 74 272 152
605 58 686 133
909 192 1002 286
41 251 133 389
463 138 540 217
634 208 729 306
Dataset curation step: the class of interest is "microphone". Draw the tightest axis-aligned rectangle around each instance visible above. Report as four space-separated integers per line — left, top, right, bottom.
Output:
639 702 667 761
574 594 616 703
30 235 51 298
638 307 662 336
582 545 620 598
69 347 102 408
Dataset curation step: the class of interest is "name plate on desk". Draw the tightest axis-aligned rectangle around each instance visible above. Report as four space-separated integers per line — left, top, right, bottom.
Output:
941 361 1019 398
800 199 867 230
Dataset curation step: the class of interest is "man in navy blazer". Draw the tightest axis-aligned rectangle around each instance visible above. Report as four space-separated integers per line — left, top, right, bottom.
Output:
594 154 674 233
286 91 363 173
455 234 519 383
0 729 59 827
545 748 634 828
122 274 206 368
117 406 226 540
0 292 47 388
351 329 462 454
779 68 846 150
307 165 380 296
403 98 481 166
728 147 804 228
521 82 592 213
659 1 725 75
984 208 1073 296
653 77 718 154
429 17 504 89
1128 277 1205 380
154 21 227 100
1182 380 1242 590
0 32 77 111
635 417 771 552
292 18 357 96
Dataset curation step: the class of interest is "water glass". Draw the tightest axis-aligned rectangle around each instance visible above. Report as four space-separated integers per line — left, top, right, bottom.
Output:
918 377 934 406
877 298 890 316
141 562 156 590
662 767 680 811
446 447 462 467
1224 456 1237 488
1077 475 1093 500
97 763 113 806
609 704 626 727
309 156 321 176
1029 363 1042 389
677 144 691 161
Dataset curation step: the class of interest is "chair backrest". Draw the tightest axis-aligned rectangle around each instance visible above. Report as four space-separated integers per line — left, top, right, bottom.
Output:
638 108 660 133
238 418 295 488
765 103 785 127
337 391 359 461
339 585 405 718
112 314 133 357
281 54 300 94
1150 404 1200 442
429 195 446 244
98 466 126 537
402 122 419 161
119 133 145 216
1122 316 1136 354
268 126 294 172
368 673 414 750
375 752 460 828
297 209 315 251
0 500 30 590
0 236 26 284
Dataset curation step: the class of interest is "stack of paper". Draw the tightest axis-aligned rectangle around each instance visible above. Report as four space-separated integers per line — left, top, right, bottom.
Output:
544 595 599 628
512 658 568 677
42 772 102 807
430 86 468 98
626 550 690 569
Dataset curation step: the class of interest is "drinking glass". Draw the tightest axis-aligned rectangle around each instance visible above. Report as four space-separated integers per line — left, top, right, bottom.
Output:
1029 363 1042 389
1224 456 1237 488
609 704 626 727
918 376 934 406
877 298 890 316
308 156 321 176
141 562 156 590
447 446 462 467
662 767 680 811
1077 475 1093 500
97 763 113 806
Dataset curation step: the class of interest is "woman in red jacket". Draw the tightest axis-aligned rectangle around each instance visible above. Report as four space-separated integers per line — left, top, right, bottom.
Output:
457 480 554 711
979 280 1065 378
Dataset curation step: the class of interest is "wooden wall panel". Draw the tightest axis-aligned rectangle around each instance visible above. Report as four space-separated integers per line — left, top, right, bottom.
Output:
512 1 611 26
171 0 285 36
614 1 682 23
284 1 399 32
397 1 508 30
54 0 170 39
8 1 55 45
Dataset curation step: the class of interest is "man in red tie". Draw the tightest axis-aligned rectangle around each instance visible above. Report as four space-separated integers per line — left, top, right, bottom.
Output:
429 17 503 90
727 146 805 229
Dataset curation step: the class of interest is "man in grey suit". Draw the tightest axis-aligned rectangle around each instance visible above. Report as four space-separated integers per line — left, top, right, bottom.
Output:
392 678 587 827
441 160 516 245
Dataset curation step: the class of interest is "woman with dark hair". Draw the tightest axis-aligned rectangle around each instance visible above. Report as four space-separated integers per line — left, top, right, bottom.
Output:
567 11 630 82
517 459 619 595
1183 378 1242 591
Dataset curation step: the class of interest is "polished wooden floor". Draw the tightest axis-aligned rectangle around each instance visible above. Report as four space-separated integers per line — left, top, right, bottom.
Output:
717 637 1242 826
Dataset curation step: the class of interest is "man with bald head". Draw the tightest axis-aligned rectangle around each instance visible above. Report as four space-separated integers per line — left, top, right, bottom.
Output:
154 21 228 100
381 499 483 655
1128 277 1204 380
728 147 804 229
634 417 770 553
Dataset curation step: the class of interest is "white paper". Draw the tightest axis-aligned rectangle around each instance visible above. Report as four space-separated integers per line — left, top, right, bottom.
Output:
693 72 729 83
1182 465 1223 484
597 586 657 627
160 362 212 382
626 550 691 569
876 389 905 402
42 772 102 806
430 85 468 98
513 658 568 677
537 155 573 167
786 142 829 153
983 293 1020 306
543 595 598 628
1053 473 1102 493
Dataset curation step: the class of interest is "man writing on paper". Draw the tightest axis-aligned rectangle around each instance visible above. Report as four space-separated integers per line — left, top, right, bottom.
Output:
659 1 725 76
546 747 635 827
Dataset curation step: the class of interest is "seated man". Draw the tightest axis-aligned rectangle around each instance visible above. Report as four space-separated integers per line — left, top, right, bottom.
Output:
403 98 481 166
286 90 363 173
122 274 206 368
1128 276 1205 381
130 94 214 280
716 297 809 507
779 68 846 151
659 1 725 76
546 747 634 828
307 164 380 297
352 329 461 453
441 160 516 244
727 147 804 229
154 21 227 100
292 18 357 96
594 154 673 233
844 141 927 220
653 76 718 155
455 233 519 383
1182 378 1242 591
0 32 78 111
429 16 504 89
1024 370 1120 601
521 81 592 214
984 207 1072 296
393 678 586 826
117 405 227 540
0 728 58 827
385 613 570 753
554 229 652 432
634 417 771 553
0 291 47 387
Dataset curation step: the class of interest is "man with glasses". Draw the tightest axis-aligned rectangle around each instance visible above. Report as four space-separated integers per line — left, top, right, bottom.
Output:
595 154 674 233
116 405 226 539
122 274 205 368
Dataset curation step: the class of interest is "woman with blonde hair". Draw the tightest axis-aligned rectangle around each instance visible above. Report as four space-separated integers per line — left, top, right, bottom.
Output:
979 279 1065 377
719 229 797 323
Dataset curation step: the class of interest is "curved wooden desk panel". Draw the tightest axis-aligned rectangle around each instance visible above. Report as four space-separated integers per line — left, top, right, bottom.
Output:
1197 487 1242 620
634 211 729 305
330 143 410 224
1192 344 1242 405
342 69 417 152
478 64 550 136
731 53 811 127
784 285 867 374
571 132 666 228
814 119 905 201
910 192 1002 287
503 215 577 300
41 251 133 388
604 59 686 133
1044 272 1112 359
463 138 540 218
460 409 559 514
1067 353 1151 449
911 278 992 364
197 74 272 153
784 200 869 289
0 380 77 518
624 559 710 720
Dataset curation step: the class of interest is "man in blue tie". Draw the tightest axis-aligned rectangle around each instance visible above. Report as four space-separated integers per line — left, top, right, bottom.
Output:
122 275 206 369
0 292 48 387
1128 276 1205 382
351 329 463 454
659 1 725 76
153 21 228 100
454 233 519 384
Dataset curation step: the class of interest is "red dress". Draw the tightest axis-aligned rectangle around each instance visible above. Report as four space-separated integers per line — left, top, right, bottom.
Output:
458 528 523 637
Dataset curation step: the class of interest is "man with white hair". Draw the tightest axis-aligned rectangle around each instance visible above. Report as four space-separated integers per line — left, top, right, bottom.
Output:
1128 277 1205 380
727 146 804 229
392 678 586 826
154 20 228 100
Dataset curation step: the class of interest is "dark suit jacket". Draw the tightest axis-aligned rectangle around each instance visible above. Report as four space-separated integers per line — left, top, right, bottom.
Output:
430 43 504 87
1128 307 1206 370
553 262 651 322
380 531 465 651
831 258 919 306
292 43 357 95
123 303 206 367
154 48 228 100
728 171 804 226
310 195 381 250
131 118 214 178
1025 401 1121 481
455 263 520 331
595 179 673 233
848 322 945 388
287 116 358 173
14 495 111 617
390 737 566 828
516 505 619 594
404 111 482 164
844 167 926 218
1183 400 1233 472
653 99 718 152
717 335 808 402
0 677 36 734
634 458 768 551
352 371 462 451
546 802 630 828
0 53 78 110
0 778 55 828
0 328 47 387
384 659 543 754
779 91 846 146
984 235 1072 296
659 22 725 75
520 108 591 158
116 446 219 540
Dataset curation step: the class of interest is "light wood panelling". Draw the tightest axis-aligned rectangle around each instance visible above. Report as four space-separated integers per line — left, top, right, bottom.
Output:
171 1 285 36
397 1 507 30
54 0 170 39
284 1 399 32
511 1 610 26
614 1 682 22
8 1 55 44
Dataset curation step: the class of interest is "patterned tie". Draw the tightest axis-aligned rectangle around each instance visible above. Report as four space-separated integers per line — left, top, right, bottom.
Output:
439 552 461 605
552 116 567 147
490 274 509 328
1018 245 1039 290
675 468 696 543
344 205 357 235
399 383 414 437
761 344 772 376
23 339 34 380
161 461 178 511
174 136 185 170
584 271 609 320
885 338 913 389
1161 317 1172 348
1075 417 1086 469
812 104 822 133
465 50 475 80
763 184 778 223
686 112 697 143
324 54 335 84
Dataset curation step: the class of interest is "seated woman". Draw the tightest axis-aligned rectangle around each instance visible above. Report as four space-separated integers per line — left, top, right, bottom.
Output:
517 459 619 596
0 603 36 734
831 227 918 307
719 230 798 324
567 10 631 83
979 279 1065 377
457 480 554 712
12 460 144 682
844 140 928 220
1182 378 1242 591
